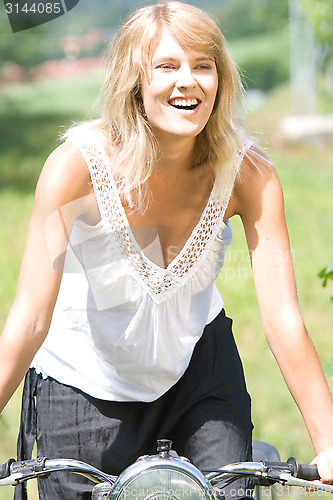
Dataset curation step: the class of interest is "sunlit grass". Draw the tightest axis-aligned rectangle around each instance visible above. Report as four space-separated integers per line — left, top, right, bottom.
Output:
222 82 333 464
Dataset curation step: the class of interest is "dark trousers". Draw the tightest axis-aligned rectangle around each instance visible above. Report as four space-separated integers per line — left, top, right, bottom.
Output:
15 309 253 500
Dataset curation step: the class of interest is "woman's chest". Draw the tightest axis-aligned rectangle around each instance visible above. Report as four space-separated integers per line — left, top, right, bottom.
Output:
125 178 214 268
83 167 236 269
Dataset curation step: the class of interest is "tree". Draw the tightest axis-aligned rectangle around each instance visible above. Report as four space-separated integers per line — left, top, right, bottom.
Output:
301 0 333 99
302 0 333 44
0 10 48 71
209 0 289 39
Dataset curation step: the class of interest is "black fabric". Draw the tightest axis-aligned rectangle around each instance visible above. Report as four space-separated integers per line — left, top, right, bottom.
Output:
15 309 253 500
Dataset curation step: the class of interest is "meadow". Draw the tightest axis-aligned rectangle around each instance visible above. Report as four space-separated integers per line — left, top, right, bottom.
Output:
0 70 332 499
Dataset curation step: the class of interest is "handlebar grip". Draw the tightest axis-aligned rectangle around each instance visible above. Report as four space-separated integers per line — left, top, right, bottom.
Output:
287 457 321 481
0 459 15 479
297 463 321 481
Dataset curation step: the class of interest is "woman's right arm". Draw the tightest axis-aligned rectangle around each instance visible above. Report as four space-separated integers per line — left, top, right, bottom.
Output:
0 141 92 413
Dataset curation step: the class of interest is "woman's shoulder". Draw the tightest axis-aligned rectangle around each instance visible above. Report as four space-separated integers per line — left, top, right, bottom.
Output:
237 144 277 188
45 141 89 180
44 120 108 182
64 119 110 148
242 143 274 172
232 144 282 217
36 137 93 205
64 119 116 162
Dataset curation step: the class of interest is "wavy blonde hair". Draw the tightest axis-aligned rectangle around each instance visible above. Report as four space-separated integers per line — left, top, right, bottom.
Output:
99 1 245 211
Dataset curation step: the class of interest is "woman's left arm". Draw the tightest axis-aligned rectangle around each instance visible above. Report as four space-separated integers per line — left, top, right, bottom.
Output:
234 148 333 483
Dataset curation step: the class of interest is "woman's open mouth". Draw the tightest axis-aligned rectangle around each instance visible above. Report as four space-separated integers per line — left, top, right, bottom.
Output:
168 98 200 110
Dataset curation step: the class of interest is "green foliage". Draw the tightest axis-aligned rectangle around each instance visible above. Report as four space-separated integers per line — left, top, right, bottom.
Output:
0 0 291 92
0 0 153 71
211 0 289 40
0 72 102 190
0 19 47 69
239 49 289 91
1 0 291 76
318 261 333 289
230 29 290 91
302 0 333 44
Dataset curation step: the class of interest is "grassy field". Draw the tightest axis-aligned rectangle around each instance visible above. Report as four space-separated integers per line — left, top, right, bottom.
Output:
0 72 332 499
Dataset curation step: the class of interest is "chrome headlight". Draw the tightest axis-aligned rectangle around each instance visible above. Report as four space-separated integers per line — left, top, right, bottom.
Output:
105 440 215 500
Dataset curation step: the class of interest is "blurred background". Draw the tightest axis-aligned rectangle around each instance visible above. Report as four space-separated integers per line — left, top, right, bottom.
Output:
0 0 332 498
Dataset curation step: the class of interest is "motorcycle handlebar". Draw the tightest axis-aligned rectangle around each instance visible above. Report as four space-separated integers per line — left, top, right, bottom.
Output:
0 456 323 488
286 457 320 481
0 459 15 480
253 458 320 481
0 457 116 486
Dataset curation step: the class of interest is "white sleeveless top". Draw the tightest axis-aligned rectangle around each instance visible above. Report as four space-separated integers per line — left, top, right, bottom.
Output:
31 124 250 402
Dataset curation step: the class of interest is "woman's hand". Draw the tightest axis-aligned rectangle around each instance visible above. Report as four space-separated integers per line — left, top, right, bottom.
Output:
312 448 333 484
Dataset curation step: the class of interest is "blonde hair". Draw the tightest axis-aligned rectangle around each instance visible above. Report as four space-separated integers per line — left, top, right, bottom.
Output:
99 1 245 211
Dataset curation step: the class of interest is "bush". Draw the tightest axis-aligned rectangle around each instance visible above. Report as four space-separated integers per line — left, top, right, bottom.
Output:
239 52 289 91
210 0 289 41
230 29 290 91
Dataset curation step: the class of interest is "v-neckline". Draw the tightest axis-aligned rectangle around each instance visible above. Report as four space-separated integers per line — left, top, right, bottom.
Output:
66 124 248 302
97 135 219 273
66 123 251 303
118 181 217 272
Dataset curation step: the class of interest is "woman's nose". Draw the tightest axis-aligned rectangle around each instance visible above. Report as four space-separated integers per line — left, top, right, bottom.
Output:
176 64 196 89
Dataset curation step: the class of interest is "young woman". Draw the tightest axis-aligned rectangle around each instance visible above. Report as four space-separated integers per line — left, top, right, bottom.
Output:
1 2 332 499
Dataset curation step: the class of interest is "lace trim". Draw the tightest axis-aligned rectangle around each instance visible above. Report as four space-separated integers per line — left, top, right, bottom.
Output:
67 126 247 303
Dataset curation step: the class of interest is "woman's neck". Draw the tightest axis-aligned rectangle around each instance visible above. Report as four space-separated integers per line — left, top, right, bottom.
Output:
155 135 197 175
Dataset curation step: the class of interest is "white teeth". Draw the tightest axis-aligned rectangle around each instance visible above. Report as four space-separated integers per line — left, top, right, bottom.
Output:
170 98 199 107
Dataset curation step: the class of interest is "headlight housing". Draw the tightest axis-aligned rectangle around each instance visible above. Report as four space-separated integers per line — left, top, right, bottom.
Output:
92 440 215 500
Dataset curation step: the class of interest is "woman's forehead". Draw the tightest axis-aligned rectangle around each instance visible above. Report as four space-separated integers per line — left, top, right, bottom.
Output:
150 27 215 62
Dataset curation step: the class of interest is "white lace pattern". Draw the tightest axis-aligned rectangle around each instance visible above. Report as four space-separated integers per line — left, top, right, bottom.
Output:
67 126 246 303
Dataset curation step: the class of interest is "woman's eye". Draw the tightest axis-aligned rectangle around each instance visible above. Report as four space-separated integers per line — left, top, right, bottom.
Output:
196 64 213 70
154 62 214 71
156 64 176 70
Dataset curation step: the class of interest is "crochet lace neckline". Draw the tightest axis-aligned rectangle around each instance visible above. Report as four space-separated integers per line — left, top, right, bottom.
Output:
69 127 244 302
115 179 217 273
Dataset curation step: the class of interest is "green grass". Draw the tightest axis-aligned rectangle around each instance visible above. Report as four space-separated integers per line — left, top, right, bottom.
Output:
0 74 332 499
0 190 31 497
221 83 333 463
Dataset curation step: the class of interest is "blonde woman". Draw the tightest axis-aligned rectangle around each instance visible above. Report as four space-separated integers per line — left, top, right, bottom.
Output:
1 2 332 499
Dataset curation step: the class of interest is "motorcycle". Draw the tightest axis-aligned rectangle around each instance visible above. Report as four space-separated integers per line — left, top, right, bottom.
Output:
1 439 332 499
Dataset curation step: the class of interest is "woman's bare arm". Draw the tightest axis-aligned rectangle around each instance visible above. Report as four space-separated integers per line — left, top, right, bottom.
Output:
234 148 333 482
0 142 92 413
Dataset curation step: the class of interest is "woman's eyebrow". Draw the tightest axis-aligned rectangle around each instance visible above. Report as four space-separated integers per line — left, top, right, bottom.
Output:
153 56 215 63
195 56 215 62
153 57 177 63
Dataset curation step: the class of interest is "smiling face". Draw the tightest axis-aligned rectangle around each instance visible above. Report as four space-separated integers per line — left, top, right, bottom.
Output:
140 28 219 145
